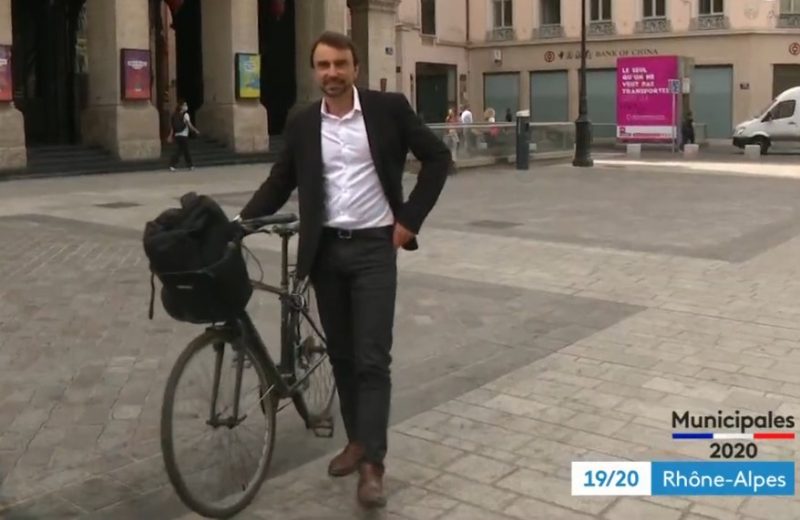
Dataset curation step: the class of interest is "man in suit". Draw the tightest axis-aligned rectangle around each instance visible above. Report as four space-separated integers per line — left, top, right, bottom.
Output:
238 31 453 508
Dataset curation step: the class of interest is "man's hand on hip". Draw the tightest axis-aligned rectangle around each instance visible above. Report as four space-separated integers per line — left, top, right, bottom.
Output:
393 222 415 250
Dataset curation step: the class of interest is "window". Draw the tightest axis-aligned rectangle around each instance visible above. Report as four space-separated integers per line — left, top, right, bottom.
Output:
643 0 666 17
782 0 800 13
492 0 512 28
768 100 796 120
541 0 561 24
699 0 723 15
421 0 436 35
591 0 612 21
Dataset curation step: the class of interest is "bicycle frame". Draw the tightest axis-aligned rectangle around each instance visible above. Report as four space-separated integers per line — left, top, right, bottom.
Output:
205 229 329 416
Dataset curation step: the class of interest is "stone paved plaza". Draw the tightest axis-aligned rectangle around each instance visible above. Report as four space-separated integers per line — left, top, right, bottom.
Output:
2 157 800 519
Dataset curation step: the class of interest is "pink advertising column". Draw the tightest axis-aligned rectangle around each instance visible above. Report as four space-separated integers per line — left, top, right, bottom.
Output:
616 56 680 143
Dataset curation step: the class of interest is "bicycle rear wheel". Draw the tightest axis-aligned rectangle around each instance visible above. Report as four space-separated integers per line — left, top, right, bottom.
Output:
290 277 336 429
161 329 277 518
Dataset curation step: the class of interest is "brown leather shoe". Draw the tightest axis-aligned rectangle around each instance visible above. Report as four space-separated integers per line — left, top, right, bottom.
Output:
357 462 387 509
327 442 365 477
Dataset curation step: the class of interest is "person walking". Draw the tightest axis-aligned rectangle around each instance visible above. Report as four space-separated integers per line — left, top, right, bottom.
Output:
169 100 199 171
238 31 452 508
681 110 695 151
444 107 460 161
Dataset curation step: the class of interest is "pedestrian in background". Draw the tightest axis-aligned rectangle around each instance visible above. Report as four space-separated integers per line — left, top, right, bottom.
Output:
169 100 200 171
681 111 695 150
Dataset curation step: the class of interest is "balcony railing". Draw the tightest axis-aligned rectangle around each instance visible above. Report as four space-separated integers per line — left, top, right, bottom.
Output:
588 20 616 36
690 14 729 30
777 13 800 28
486 27 515 41
534 23 565 39
635 17 671 33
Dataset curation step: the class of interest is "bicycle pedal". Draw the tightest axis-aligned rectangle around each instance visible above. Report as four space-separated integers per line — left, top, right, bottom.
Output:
310 417 334 438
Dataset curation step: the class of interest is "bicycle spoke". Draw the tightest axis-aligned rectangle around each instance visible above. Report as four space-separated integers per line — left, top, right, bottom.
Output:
230 430 257 490
172 429 216 451
241 382 276 419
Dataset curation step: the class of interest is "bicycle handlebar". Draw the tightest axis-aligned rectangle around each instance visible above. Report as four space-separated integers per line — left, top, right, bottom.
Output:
239 213 298 229
235 213 299 239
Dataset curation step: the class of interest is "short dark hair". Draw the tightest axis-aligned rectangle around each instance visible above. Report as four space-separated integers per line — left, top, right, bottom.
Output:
309 31 360 68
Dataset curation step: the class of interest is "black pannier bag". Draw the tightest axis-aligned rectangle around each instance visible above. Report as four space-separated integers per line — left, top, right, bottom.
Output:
142 192 252 324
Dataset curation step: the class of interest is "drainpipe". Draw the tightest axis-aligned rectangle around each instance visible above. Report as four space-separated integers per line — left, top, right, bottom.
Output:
464 0 470 108
465 0 470 42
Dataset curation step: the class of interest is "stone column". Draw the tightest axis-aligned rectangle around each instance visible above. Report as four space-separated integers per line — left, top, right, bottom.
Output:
196 0 267 152
81 0 161 160
294 0 348 106
0 0 26 169
348 0 399 92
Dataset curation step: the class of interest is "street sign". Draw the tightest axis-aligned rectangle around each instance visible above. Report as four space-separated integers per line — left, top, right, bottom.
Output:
668 79 681 94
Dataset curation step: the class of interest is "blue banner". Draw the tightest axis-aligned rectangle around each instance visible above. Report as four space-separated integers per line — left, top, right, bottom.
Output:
651 461 794 496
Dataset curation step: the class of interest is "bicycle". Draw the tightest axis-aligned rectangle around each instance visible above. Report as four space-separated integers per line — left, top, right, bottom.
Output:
159 213 337 519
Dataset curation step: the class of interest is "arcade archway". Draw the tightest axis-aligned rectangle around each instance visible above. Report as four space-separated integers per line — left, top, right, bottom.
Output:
152 0 204 142
11 0 87 146
259 0 296 136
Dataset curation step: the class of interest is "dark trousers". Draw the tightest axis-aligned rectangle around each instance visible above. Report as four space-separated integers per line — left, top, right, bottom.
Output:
309 227 397 466
170 136 192 167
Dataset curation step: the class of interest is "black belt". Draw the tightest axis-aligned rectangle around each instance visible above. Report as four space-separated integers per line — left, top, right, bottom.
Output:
322 226 393 240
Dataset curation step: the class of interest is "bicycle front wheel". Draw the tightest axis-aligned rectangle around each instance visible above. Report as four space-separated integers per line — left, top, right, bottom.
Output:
161 329 277 518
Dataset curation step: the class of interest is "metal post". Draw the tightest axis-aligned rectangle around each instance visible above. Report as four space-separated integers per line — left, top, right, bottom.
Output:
515 110 530 170
671 92 676 154
573 0 593 167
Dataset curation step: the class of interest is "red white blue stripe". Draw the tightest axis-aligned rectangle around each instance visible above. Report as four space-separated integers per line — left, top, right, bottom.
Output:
672 432 795 440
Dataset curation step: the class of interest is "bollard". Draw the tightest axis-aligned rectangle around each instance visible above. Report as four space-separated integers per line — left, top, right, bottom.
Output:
515 110 530 170
744 144 761 160
626 143 641 158
683 143 699 158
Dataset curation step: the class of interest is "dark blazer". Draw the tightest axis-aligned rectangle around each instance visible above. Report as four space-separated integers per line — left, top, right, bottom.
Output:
239 88 454 279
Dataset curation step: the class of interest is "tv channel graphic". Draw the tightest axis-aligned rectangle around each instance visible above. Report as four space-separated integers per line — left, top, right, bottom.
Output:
572 461 795 496
671 409 795 460
571 410 797 497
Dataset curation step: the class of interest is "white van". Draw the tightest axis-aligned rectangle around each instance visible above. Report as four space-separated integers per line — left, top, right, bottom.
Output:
733 86 800 155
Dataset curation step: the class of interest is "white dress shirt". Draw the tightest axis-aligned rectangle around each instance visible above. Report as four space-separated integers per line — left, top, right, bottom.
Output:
320 87 394 229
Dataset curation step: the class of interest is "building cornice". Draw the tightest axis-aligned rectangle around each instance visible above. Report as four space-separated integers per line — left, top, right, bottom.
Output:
395 24 470 49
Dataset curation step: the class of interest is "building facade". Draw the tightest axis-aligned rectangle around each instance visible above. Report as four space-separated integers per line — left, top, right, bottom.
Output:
2 0 799 173
0 0 401 171
396 0 800 141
